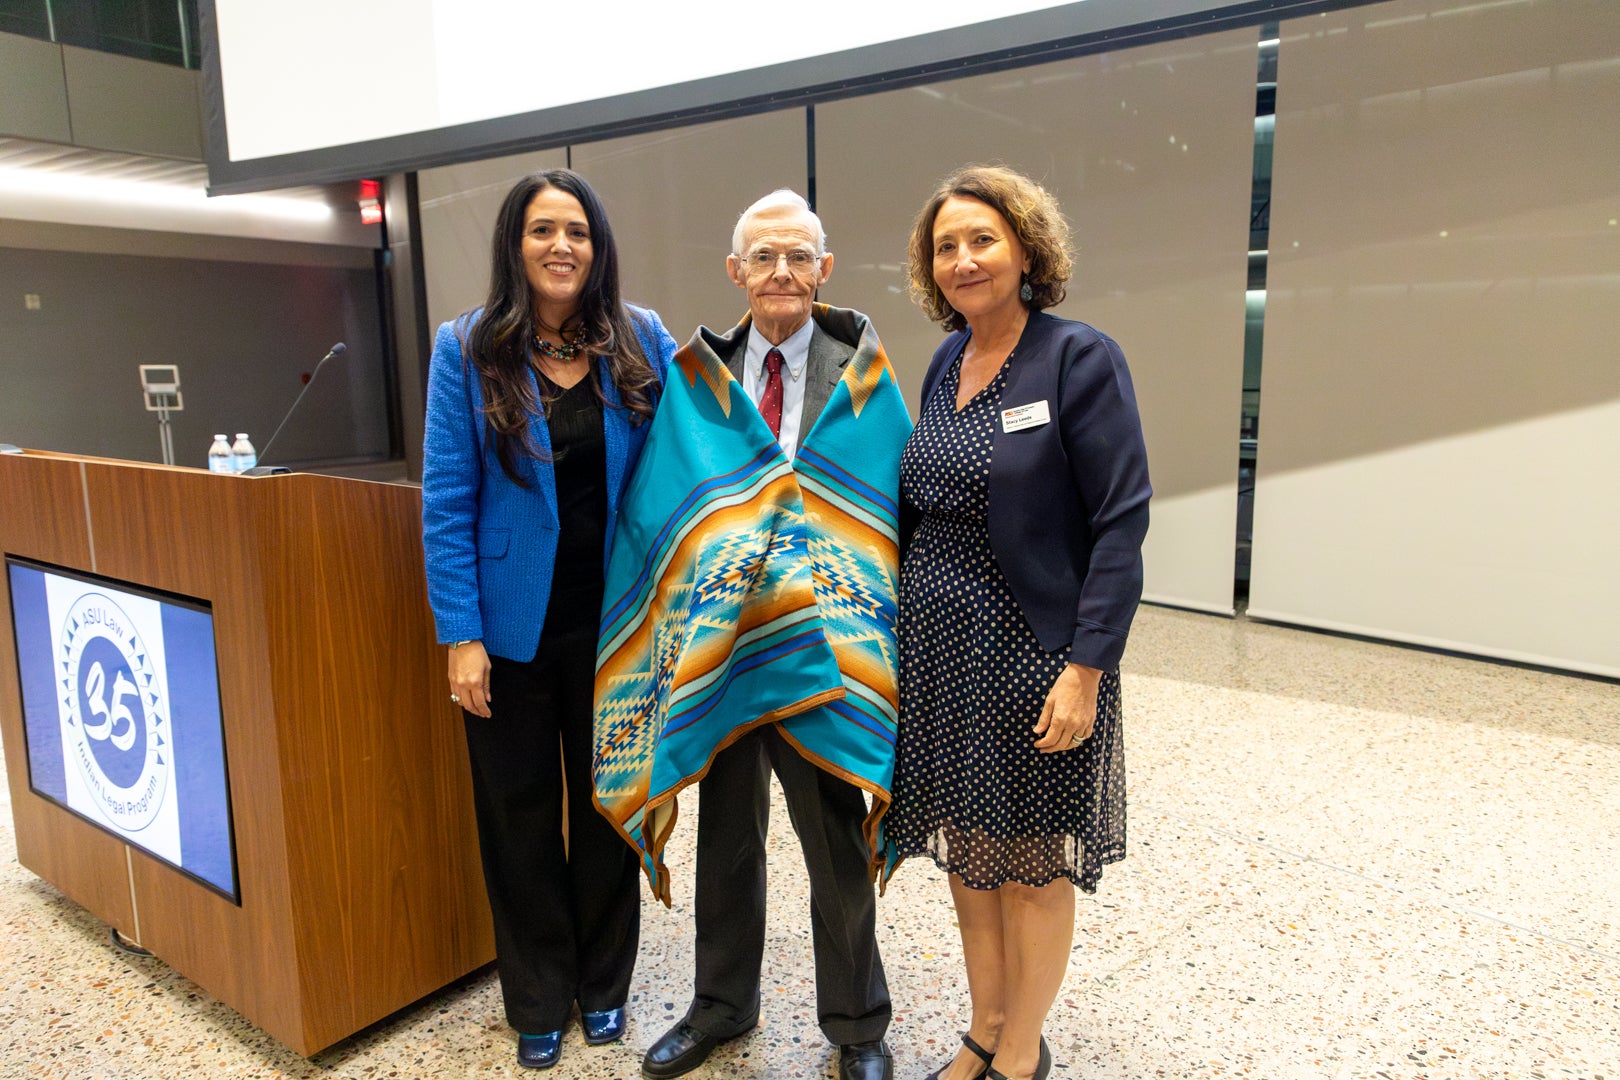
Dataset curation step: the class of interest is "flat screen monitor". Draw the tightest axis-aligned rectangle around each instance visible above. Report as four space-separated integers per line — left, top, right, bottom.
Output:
6 557 239 903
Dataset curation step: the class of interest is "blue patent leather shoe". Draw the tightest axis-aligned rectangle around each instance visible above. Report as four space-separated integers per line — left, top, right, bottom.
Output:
517 1031 562 1069
581 1005 627 1045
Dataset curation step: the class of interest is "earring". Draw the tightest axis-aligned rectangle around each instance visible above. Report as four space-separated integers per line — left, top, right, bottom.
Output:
1020 277 1033 303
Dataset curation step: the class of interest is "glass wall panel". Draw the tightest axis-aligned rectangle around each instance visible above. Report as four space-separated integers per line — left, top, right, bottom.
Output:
1251 0 1620 676
18 0 202 67
0 246 388 466
0 0 52 41
417 148 567 334
419 112 808 347
818 29 1261 614
572 111 808 345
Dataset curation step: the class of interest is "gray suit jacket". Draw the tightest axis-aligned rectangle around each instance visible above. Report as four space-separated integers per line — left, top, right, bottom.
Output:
713 319 854 439
686 306 892 1043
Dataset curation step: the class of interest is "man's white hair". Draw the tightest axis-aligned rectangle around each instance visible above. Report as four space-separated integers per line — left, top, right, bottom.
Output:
731 189 828 255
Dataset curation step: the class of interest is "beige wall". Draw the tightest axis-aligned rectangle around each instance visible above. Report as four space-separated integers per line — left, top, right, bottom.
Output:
573 112 808 345
1250 0 1620 676
419 111 809 343
0 31 203 159
408 0 1619 674
818 28 1259 614
417 147 568 334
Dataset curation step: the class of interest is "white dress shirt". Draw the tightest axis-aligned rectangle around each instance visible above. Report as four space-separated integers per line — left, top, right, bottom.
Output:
741 317 814 462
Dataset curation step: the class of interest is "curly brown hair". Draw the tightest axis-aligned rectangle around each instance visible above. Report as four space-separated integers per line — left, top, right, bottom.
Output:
907 165 1073 332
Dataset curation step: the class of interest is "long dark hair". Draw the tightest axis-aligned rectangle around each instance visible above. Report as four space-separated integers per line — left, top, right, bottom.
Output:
463 168 658 483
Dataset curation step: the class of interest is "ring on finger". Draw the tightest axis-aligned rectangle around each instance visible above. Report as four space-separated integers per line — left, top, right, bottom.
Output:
450 693 461 705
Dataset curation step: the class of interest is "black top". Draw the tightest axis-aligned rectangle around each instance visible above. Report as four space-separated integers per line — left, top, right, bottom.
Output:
543 375 607 627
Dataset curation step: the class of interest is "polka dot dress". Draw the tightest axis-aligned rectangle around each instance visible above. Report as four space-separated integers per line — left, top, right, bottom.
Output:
886 350 1126 893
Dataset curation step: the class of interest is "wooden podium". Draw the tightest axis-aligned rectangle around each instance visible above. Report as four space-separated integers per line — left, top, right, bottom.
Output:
0 450 494 1055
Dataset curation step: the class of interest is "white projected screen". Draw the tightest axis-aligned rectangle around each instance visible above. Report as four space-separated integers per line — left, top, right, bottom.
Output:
214 0 1078 162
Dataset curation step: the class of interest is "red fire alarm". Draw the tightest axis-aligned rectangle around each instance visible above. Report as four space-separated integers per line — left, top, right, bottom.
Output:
359 179 383 225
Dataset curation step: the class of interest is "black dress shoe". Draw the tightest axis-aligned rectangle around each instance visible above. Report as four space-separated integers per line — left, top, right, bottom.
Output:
839 1038 894 1080
643 1019 751 1078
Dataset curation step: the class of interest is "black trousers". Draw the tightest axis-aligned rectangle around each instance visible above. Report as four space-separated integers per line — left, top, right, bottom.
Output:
686 724 891 1046
462 616 641 1034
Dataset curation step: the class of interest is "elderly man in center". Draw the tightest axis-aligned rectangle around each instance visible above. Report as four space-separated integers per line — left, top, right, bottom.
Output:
639 190 896 1080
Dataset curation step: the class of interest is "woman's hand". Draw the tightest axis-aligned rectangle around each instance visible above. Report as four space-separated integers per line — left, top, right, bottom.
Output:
448 641 492 718
1032 662 1102 752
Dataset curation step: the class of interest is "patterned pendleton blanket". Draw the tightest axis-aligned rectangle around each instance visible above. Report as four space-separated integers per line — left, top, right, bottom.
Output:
593 305 910 904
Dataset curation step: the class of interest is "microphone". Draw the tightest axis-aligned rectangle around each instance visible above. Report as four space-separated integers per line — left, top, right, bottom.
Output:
243 343 346 475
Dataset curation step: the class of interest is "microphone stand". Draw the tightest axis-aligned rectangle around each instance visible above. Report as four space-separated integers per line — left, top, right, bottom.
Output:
243 344 345 476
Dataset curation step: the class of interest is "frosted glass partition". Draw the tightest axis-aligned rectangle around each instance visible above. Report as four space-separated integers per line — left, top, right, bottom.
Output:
418 148 568 334
572 111 808 345
818 30 1261 614
1251 0 1620 676
416 112 807 376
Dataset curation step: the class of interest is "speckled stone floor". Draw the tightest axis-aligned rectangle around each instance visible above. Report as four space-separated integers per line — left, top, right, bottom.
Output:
3 606 1616 1079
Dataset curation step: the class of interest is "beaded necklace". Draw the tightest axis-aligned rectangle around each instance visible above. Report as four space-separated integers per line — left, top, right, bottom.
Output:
533 328 587 363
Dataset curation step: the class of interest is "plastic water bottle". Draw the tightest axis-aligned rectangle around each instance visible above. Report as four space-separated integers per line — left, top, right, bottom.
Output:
208 434 234 473
231 433 257 473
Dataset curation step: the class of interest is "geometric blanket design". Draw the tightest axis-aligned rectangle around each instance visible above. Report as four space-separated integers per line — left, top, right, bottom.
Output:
593 304 911 904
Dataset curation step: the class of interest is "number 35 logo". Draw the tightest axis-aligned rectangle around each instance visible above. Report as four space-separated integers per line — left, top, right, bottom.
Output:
59 593 169 832
84 661 140 751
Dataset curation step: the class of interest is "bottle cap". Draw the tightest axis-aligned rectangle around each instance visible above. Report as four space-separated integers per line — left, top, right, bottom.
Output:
235 433 249 440
214 434 227 440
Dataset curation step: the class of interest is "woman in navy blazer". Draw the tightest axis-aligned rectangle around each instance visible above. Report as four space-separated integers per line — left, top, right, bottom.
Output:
886 166 1150 1080
421 169 676 1070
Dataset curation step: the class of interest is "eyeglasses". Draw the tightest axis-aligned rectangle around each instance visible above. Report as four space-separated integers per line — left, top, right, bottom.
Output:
739 248 822 275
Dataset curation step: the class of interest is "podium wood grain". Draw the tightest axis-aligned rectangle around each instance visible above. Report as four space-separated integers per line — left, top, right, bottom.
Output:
0 455 137 931
0 451 494 1054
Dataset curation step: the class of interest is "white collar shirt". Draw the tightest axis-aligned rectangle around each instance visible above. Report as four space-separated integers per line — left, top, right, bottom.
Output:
742 317 814 462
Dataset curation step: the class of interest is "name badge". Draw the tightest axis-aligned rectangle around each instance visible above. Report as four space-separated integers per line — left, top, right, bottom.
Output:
1001 400 1051 433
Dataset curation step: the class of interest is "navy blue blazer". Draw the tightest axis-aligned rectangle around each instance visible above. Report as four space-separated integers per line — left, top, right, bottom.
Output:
905 312 1151 671
421 305 677 662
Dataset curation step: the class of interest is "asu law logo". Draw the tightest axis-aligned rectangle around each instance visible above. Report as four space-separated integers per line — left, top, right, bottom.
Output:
58 592 171 833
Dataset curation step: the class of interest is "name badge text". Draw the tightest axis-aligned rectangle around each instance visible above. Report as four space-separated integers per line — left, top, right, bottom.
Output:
1001 400 1051 433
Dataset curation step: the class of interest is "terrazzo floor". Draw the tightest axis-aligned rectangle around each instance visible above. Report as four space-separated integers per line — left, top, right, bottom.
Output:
3 606 1616 1079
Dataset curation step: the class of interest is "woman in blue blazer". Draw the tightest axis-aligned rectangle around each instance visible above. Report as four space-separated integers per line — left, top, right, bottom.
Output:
421 169 676 1070
885 166 1151 1080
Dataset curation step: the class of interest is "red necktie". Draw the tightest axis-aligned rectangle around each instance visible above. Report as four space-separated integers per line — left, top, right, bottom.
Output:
760 348 785 440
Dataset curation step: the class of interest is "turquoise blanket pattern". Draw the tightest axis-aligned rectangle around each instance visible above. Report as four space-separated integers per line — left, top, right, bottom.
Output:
594 306 910 903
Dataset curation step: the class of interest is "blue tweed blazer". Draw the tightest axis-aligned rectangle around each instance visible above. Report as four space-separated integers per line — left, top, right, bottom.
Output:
421 305 677 662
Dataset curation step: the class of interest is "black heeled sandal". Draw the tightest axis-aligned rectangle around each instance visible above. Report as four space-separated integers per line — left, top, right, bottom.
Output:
924 1031 996 1080
987 1035 1050 1080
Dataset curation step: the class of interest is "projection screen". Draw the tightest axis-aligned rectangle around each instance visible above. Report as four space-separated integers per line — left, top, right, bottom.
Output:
199 0 1288 194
